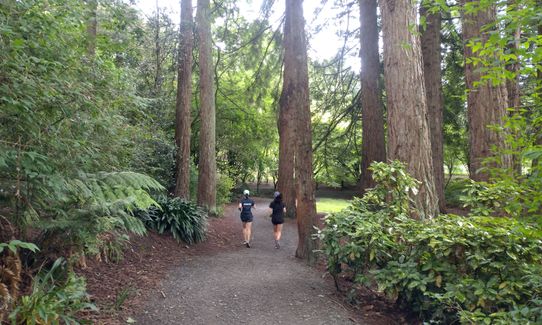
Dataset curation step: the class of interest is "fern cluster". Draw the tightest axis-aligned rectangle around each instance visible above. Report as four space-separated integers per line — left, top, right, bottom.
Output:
35 172 164 255
135 195 208 244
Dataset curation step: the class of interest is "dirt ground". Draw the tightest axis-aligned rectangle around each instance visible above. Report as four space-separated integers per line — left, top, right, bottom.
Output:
80 197 410 324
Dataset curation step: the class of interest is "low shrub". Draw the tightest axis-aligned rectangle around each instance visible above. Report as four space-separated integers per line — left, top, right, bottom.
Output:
444 178 470 208
216 173 235 207
9 258 96 324
318 161 542 324
135 195 208 244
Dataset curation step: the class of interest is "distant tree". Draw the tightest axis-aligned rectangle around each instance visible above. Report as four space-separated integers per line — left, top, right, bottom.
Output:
420 2 446 211
280 0 318 263
196 0 217 211
85 0 97 57
461 0 511 181
174 0 194 200
359 0 386 192
380 0 439 218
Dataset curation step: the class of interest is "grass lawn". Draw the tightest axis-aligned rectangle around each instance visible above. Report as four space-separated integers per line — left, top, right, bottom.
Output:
316 198 351 213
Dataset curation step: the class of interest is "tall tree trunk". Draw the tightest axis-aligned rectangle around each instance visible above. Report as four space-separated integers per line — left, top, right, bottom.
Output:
277 2 297 219
85 0 97 57
154 0 162 95
461 0 511 181
277 104 296 218
420 4 446 211
174 0 194 200
196 0 217 212
359 0 386 192
534 2 542 168
280 0 318 264
379 0 439 218
506 0 522 174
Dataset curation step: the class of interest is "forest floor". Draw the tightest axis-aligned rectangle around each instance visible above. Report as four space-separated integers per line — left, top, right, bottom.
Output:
80 194 413 324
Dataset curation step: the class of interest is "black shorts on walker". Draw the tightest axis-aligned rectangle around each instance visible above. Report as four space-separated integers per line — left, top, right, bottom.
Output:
241 215 253 222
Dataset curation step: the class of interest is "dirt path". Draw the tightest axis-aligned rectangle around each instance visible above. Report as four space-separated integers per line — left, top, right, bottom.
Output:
134 198 361 324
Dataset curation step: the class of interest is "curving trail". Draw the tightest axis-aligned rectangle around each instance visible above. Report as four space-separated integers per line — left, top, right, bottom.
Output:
135 198 361 325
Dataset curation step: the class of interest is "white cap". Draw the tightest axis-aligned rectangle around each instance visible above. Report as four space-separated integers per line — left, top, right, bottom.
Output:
243 189 250 195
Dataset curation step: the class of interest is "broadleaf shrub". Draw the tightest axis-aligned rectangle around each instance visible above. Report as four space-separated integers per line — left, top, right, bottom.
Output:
318 161 542 324
135 195 208 244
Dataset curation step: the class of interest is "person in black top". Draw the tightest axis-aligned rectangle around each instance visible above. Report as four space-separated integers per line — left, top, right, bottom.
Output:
269 191 286 249
238 189 255 248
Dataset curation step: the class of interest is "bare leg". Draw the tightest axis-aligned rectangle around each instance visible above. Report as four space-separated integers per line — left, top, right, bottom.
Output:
276 224 283 241
242 222 248 242
246 222 252 242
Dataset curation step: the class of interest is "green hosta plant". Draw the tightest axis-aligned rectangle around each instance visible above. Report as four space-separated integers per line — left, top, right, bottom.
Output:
136 195 208 244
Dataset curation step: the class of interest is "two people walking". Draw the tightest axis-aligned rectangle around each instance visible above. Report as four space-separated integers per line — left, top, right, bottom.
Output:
238 189 286 249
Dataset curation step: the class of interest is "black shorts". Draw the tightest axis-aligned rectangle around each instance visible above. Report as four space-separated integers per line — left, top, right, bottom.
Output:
271 217 284 225
241 215 253 223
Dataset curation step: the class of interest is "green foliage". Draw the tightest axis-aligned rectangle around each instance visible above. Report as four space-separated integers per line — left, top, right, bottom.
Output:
26 171 162 257
216 173 235 207
9 258 96 324
444 178 470 208
318 161 542 324
0 240 39 254
135 195 208 244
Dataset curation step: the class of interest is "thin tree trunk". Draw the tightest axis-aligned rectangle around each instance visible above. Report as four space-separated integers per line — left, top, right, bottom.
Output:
174 0 194 200
461 0 511 181
281 0 318 264
420 4 446 211
196 0 217 212
359 0 386 192
86 0 97 57
379 0 439 218
154 0 162 95
534 4 542 168
506 0 522 174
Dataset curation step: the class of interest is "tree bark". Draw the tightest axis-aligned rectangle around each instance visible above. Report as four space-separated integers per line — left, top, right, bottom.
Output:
534 2 542 168
506 0 522 174
85 0 97 57
420 4 446 211
280 0 318 264
379 0 439 218
359 0 386 192
174 0 194 200
196 0 217 211
277 101 296 218
461 0 511 181
153 0 162 95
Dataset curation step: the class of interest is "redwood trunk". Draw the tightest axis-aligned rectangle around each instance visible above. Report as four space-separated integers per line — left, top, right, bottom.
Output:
277 104 296 218
196 0 217 211
359 0 386 192
420 5 446 211
461 0 511 181
174 0 194 200
281 0 318 264
379 0 439 218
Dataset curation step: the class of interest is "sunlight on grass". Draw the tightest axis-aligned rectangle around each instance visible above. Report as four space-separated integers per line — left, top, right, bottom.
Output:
316 198 350 213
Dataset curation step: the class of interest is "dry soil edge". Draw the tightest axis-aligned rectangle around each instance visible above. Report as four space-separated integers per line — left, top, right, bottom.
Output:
135 198 360 325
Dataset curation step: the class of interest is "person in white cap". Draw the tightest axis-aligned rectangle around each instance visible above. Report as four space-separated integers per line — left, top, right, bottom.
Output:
268 191 286 249
238 189 255 247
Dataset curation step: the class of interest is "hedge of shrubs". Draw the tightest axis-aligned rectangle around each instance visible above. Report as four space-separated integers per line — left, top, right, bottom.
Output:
318 161 542 324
